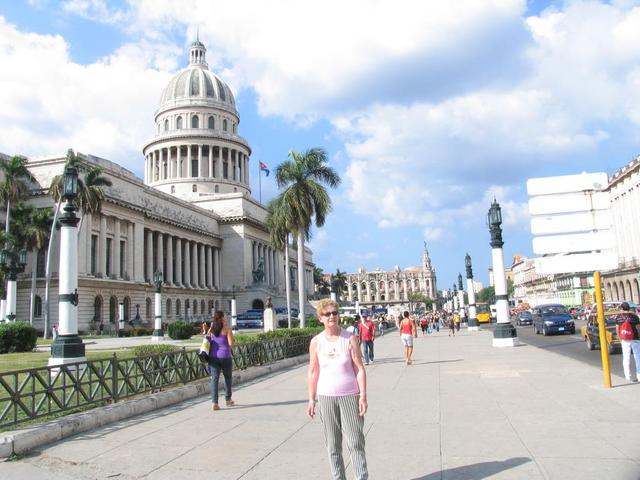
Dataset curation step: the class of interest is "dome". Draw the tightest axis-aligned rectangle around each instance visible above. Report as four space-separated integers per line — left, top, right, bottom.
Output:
158 40 236 111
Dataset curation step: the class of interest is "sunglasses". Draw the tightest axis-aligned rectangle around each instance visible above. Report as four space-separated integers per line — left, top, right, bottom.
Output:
320 311 339 317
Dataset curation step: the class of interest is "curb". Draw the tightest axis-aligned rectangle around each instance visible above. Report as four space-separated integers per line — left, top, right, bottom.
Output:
0 354 310 459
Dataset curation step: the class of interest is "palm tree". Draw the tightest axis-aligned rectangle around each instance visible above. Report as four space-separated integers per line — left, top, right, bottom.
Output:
274 148 341 327
266 197 293 328
44 149 112 337
0 155 36 241
332 269 347 301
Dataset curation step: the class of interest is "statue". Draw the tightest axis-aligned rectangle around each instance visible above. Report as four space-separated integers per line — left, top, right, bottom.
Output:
252 257 265 284
266 296 273 309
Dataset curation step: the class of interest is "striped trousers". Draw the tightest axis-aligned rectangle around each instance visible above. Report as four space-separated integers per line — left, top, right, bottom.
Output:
317 394 368 480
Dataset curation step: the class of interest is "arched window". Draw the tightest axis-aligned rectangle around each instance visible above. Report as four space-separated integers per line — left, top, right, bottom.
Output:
201 300 205 314
223 119 228 132
192 184 197 192
166 299 172 317
176 299 181 316
233 123 236 133
34 296 42 317
208 116 215 129
109 296 117 323
171 186 175 194
123 297 131 320
164 119 169 131
94 296 103 323
214 185 219 193
193 300 198 315
146 298 152 321
176 116 183 129
191 115 199 128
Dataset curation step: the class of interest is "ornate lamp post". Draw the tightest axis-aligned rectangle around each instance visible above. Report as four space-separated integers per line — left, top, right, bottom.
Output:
466 253 479 331
452 283 458 313
152 270 164 341
487 199 518 347
0 245 28 321
118 301 125 337
49 166 86 367
457 273 466 327
231 284 237 330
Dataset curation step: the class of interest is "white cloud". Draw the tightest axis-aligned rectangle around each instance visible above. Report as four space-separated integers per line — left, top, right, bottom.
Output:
62 0 127 24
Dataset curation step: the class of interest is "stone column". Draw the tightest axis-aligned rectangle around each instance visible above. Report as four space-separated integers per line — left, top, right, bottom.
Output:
156 231 164 277
209 145 213 178
192 241 198 287
207 246 213 288
176 238 183 286
127 222 134 280
198 144 204 177
187 145 192 177
146 229 153 282
177 145 182 178
134 222 144 282
99 215 107 277
184 239 191 287
215 248 221 287
166 234 174 285
113 219 121 278
199 243 205 287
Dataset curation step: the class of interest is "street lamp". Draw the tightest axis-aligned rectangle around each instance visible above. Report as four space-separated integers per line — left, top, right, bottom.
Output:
152 270 164 341
0 244 28 321
487 199 518 347
465 253 479 331
231 284 237 330
452 283 458 312
49 164 86 367
457 273 466 327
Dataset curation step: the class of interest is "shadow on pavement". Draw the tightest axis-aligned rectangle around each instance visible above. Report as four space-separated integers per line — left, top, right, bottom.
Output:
410 457 531 480
410 359 464 366
224 399 308 409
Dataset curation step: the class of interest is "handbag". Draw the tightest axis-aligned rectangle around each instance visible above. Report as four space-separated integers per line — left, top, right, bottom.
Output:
198 337 210 362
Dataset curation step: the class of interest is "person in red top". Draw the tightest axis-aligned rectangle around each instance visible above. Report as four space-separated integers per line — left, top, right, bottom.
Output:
399 311 417 365
359 313 376 365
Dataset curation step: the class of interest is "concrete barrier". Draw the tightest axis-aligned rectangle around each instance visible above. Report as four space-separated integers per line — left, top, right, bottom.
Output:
0 353 310 459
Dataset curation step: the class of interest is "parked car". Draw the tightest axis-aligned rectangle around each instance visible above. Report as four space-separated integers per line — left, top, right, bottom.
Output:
236 309 264 329
516 311 533 326
580 310 629 354
532 304 575 335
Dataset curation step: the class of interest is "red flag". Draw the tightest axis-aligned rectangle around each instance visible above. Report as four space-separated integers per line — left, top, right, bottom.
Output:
259 161 270 176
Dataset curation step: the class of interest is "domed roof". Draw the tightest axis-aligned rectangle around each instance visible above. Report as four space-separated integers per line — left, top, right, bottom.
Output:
158 40 236 110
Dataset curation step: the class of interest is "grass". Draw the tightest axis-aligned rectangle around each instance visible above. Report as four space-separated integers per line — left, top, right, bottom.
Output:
0 350 138 373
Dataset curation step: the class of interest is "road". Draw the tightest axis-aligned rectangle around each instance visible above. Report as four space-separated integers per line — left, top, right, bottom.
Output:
486 319 626 380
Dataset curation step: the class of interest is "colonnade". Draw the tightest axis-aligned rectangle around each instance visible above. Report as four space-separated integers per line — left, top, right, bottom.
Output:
251 241 279 286
145 229 220 289
144 144 249 185
346 277 434 302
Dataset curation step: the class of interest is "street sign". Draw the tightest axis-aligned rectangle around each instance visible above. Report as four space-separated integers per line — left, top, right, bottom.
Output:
528 191 610 215
530 210 612 235
534 252 617 274
526 172 608 196
532 230 615 255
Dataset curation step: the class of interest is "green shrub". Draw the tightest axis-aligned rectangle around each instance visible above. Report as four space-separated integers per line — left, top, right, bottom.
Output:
130 327 153 337
0 322 38 354
167 321 193 340
132 344 179 356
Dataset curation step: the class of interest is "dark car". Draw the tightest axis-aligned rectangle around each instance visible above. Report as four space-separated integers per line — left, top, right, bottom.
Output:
236 309 264 329
516 311 533 326
580 310 630 354
532 303 575 336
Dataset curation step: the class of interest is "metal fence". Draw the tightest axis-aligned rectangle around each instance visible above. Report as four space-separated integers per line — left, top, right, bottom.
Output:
0 334 313 430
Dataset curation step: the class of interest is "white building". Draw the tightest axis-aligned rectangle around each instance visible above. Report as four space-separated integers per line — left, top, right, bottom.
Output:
6 40 314 333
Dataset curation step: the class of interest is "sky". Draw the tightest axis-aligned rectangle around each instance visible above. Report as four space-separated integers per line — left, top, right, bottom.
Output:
2 0 640 292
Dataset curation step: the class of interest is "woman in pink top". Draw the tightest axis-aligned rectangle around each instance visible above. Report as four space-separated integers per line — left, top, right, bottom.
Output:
307 299 369 480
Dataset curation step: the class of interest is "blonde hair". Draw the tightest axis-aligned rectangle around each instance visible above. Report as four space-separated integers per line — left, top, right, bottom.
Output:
316 298 339 315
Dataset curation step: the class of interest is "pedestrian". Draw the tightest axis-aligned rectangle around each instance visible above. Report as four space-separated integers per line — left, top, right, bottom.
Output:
206 310 235 411
399 311 417 365
448 314 456 337
52 324 58 340
420 315 428 336
615 302 640 382
454 312 461 332
378 316 385 336
346 318 358 337
359 313 376 365
307 299 369 480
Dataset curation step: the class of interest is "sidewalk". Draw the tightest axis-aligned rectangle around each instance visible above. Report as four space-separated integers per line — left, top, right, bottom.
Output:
3 328 639 479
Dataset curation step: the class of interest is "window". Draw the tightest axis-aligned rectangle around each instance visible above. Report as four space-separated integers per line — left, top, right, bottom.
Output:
201 300 205 313
109 296 117 323
233 123 236 133
37 249 46 277
120 241 125 278
208 116 215 129
164 119 169 131
146 298 152 321
176 299 181 316
106 238 112 277
91 235 98 274
34 296 42 317
176 116 183 129
166 299 172 316
214 185 219 193
94 296 103 323
223 161 228 179
171 186 175 194
191 115 199 128
192 184 197 192
223 119 228 132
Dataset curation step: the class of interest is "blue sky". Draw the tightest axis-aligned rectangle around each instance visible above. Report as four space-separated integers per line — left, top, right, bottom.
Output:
2 0 640 292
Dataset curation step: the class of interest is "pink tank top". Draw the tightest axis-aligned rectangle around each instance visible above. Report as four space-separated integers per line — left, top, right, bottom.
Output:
316 329 360 396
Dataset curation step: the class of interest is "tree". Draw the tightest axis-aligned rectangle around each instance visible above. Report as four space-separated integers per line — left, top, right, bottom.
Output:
313 266 325 291
266 197 293 328
0 155 35 242
44 150 112 338
332 269 347 301
408 291 431 313
274 148 341 327
477 286 496 305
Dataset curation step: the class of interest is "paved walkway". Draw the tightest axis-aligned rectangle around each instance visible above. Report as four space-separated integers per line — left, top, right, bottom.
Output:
3 328 640 479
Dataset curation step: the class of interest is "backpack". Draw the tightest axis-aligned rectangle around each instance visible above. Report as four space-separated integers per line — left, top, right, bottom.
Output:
619 318 635 341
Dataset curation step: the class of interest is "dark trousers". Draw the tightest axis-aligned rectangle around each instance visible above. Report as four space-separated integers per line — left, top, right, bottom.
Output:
362 340 374 363
210 357 233 403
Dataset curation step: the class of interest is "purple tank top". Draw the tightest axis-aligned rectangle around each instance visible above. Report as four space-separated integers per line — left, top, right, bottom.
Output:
209 333 232 359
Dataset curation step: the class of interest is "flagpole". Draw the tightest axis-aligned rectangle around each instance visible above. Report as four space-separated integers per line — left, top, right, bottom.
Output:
259 165 262 203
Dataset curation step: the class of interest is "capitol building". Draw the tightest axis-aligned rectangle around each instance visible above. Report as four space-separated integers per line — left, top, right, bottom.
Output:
6 40 314 333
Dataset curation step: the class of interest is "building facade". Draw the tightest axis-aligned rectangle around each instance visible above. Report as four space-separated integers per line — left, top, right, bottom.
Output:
343 244 437 305
8 40 314 333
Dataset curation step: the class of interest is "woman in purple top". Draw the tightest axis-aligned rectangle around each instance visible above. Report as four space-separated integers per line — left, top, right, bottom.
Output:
207 310 235 411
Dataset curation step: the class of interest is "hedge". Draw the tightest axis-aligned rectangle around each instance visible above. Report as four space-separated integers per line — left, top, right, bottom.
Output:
0 322 38 354
167 321 194 340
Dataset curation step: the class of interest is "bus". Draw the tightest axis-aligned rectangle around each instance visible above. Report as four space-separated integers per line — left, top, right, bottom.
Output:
476 303 492 323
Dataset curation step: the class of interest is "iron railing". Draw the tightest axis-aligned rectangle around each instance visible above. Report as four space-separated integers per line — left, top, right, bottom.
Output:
0 334 313 429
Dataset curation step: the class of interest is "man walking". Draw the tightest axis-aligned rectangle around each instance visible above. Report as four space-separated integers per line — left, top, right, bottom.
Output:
616 302 640 382
359 313 376 365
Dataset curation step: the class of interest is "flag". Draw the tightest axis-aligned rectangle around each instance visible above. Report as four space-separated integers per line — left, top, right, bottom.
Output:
259 161 270 177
